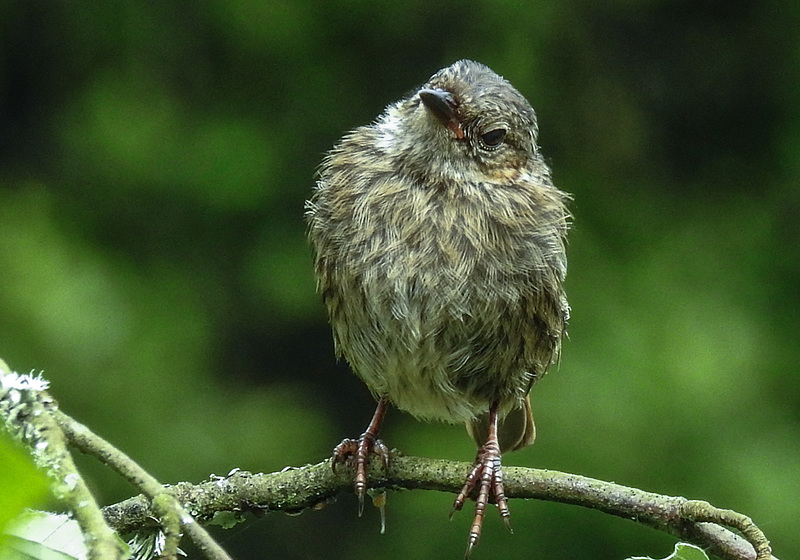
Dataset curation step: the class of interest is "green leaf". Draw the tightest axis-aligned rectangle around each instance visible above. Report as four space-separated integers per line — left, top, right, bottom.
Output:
627 542 709 560
207 510 245 530
0 512 86 560
0 437 49 538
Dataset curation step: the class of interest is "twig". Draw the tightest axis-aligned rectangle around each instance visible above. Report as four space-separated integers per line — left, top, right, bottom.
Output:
0 372 127 560
52 409 233 560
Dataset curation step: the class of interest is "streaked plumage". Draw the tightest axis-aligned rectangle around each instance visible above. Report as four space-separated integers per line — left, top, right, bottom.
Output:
306 59 570 555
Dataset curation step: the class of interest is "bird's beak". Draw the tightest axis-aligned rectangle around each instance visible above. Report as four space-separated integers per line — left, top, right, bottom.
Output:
419 88 465 139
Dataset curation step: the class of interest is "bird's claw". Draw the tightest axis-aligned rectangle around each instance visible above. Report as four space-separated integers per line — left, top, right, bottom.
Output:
332 433 390 516
452 439 511 558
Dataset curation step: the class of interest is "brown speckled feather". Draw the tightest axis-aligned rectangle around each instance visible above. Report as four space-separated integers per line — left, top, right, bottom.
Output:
306 59 570 452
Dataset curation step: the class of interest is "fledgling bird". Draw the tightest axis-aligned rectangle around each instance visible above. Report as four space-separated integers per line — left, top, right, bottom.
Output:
306 59 570 556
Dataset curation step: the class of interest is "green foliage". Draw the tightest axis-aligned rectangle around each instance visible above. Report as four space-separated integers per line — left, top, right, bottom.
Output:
1 1 797 559
0 439 50 548
208 511 246 530
1 512 88 560
628 542 710 560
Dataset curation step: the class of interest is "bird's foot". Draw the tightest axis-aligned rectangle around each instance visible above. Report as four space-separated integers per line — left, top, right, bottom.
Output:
332 434 390 515
331 398 391 516
450 438 511 558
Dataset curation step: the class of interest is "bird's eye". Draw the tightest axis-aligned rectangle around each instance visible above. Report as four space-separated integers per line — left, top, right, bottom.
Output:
480 128 507 149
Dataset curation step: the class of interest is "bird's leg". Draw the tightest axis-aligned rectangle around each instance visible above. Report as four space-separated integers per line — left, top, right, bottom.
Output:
451 402 510 558
332 396 391 515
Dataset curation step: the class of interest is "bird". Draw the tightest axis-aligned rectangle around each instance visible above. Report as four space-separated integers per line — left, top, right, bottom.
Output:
306 59 570 556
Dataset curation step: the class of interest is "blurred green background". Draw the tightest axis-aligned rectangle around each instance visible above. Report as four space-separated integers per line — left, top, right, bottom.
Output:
1 1 798 559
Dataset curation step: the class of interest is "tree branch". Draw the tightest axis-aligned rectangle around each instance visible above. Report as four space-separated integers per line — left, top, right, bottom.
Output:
1 363 776 560
101 454 775 560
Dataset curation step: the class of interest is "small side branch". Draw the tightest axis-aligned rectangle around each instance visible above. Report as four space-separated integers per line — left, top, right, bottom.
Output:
0 372 127 560
0 366 232 560
53 409 233 560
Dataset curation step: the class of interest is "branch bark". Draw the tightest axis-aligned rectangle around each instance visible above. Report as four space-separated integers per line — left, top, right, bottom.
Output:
0 364 775 560
102 454 775 560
